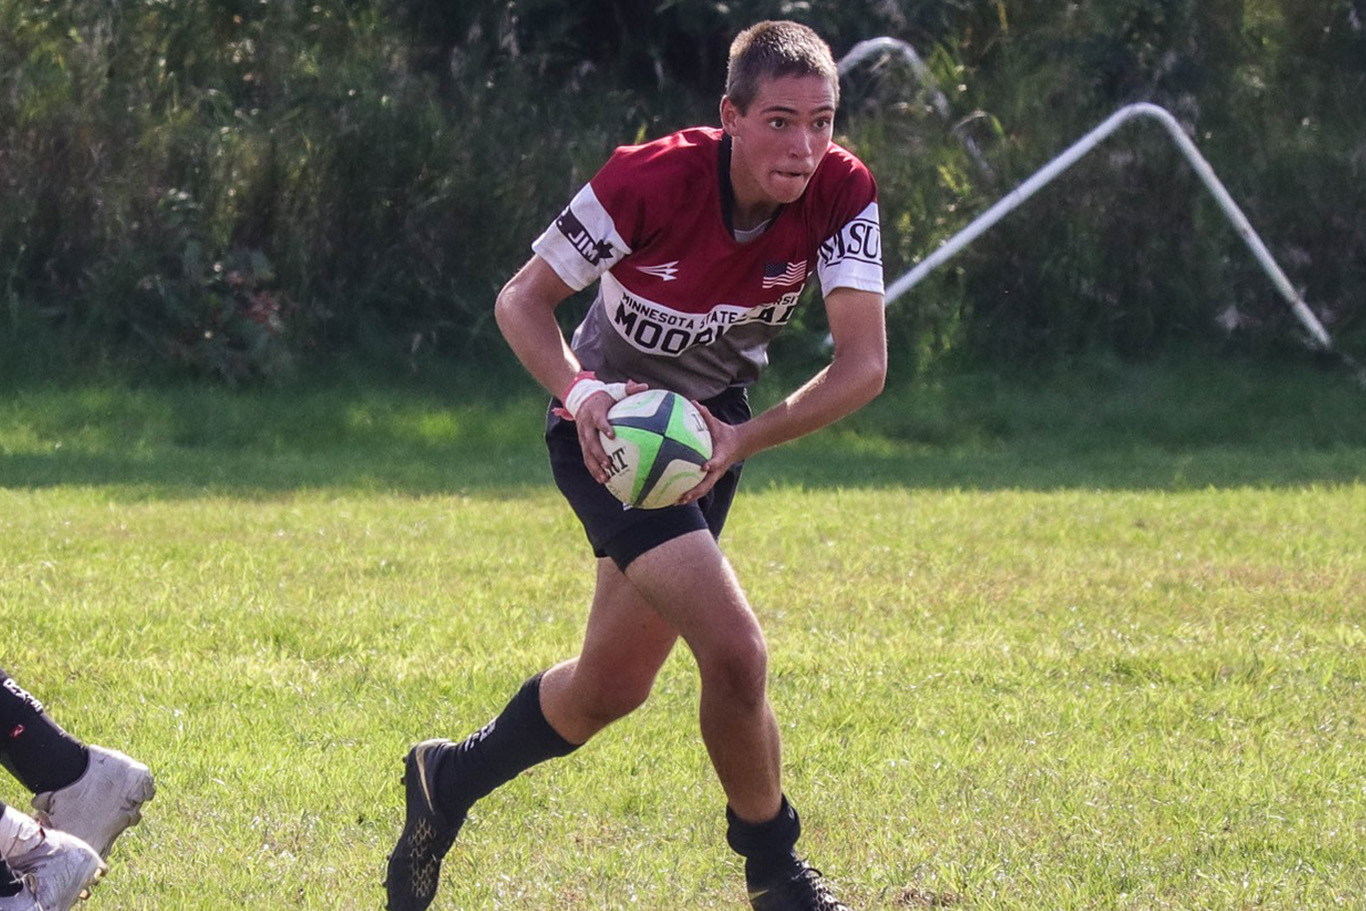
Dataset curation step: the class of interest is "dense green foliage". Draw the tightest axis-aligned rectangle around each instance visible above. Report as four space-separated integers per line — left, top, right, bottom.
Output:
2 0 1363 382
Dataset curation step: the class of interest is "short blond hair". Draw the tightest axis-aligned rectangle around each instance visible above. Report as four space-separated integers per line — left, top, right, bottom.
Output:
725 20 839 113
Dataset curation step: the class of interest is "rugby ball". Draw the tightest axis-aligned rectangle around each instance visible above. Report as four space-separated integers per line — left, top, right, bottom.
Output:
598 390 712 509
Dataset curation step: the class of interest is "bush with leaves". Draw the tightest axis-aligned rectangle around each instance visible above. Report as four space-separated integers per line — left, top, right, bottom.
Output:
1 0 1361 381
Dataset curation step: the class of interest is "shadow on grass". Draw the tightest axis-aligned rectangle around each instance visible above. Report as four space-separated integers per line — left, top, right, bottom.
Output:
4 432 1362 501
1 353 1363 498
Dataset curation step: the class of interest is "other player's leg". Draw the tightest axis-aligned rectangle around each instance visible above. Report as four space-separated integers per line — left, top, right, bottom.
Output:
0 801 104 911
0 670 155 859
0 842 40 911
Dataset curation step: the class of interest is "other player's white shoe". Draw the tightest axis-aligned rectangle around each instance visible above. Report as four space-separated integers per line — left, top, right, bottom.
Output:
31 745 155 859
0 875 42 911
1 811 104 911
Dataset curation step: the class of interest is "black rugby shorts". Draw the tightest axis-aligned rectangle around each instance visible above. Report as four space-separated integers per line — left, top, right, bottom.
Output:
545 386 749 571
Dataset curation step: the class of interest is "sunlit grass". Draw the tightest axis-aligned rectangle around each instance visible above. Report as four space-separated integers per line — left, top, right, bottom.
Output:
1 359 1363 909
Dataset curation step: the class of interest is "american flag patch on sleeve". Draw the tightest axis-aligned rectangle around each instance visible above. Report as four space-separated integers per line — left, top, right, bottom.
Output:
761 260 807 289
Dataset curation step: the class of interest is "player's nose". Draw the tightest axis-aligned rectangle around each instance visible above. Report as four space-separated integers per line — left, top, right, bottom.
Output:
788 128 818 161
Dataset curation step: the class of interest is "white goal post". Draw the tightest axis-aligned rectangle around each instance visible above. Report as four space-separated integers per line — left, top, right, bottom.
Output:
880 101 1335 352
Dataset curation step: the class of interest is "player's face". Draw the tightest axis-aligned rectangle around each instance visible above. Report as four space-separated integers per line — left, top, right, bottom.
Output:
721 73 836 224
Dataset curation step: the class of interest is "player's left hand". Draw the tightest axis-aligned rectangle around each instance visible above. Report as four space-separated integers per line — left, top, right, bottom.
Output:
676 400 741 505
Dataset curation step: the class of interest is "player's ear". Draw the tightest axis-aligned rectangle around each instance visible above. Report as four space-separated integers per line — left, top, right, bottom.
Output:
720 95 738 135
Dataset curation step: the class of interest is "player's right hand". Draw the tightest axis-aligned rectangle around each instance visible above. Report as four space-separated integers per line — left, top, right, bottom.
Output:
576 379 648 483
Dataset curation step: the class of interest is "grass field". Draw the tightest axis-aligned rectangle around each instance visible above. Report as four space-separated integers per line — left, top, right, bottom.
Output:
1 354 1363 910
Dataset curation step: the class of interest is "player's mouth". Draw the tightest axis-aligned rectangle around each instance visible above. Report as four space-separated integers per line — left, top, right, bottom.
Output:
771 168 812 189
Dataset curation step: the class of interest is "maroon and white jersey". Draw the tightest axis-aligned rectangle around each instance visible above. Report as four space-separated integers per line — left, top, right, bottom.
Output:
532 127 882 401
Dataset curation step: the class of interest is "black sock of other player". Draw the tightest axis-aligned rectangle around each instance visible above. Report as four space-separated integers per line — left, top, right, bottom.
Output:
0 864 20 897
0 800 23 897
0 671 89 795
0 863 20 897
0 858 20 898
727 795 802 887
433 672 579 821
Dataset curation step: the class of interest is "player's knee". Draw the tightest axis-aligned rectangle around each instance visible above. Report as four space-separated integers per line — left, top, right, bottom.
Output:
598 680 654 722
700 634 769 709
577 672 655 725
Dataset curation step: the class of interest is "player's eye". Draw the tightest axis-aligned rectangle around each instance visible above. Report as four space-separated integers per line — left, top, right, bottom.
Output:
768 117 788 129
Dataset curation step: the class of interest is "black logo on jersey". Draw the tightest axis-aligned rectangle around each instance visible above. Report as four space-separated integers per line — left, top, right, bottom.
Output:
556 208 616 266
819 216 881 266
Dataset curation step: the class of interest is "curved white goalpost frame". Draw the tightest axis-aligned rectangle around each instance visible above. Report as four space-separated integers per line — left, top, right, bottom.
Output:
881 101 1335 352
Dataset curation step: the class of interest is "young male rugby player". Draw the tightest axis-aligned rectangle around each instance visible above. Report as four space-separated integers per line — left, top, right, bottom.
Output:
387 20 885 911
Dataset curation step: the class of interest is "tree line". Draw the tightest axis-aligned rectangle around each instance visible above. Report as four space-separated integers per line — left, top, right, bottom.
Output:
2 0 1362 383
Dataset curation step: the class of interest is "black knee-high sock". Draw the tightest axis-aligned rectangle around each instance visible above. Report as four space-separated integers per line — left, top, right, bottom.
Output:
433 672 579 821
727 795 802 886
0 671 89 794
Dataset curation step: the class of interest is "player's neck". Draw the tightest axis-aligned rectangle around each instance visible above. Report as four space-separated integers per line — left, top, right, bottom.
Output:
718 133 780 237
730 198 778 233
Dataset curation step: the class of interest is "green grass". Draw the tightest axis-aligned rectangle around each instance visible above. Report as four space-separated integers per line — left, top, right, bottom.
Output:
1 353 1363 910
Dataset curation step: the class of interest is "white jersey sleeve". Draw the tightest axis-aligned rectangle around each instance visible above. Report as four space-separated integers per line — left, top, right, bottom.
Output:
816 200 883 297
531 183 634 292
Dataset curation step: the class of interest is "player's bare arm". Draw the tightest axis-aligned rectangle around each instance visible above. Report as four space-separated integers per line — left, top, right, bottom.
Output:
681 286 886 503
494 255 643 483
494 256 581 397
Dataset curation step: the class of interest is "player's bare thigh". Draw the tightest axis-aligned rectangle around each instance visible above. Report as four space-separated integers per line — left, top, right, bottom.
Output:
624 529 768 700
